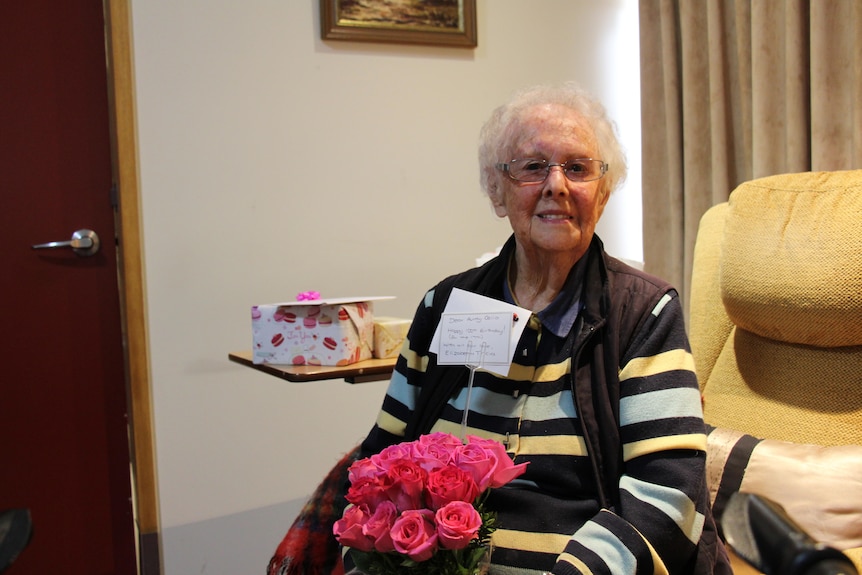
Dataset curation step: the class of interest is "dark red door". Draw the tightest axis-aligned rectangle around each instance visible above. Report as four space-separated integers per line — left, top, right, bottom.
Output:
0 1 138 573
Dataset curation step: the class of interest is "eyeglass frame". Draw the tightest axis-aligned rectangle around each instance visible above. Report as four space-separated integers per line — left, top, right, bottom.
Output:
495 158 609 183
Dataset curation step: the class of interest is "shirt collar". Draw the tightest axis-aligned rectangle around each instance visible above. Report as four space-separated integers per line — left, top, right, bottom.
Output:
503 255 587 338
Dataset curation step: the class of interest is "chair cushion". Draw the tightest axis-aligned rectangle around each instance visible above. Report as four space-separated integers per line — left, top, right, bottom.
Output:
720 170 862 347
703 328 862 446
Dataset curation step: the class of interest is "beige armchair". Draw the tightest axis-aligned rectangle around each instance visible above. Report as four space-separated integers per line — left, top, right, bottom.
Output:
689 170 862 573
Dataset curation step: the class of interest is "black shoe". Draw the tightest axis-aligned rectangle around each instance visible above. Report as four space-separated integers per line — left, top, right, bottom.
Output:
0 509 32 573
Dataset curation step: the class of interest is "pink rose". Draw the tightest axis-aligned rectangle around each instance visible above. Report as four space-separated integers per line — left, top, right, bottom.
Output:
348 457 384 482
417 432 464 452
453 442 496 491
390 509 438 561
435 500 482 550
461 435 529 490
362 500 397 552
345 474 390 509
384 459 427 511
332 504 374 551
372 442 415 471
425 465 480 510
412 433 462 472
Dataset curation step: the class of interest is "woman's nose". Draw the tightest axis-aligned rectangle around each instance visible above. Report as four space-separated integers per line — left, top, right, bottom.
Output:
543 165 570 196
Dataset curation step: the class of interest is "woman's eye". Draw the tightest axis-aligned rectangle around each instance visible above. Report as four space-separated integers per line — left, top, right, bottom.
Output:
567 161 588 173
523 160 545 172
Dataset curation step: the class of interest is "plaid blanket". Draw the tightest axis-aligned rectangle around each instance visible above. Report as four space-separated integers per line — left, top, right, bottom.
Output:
267 446 360 575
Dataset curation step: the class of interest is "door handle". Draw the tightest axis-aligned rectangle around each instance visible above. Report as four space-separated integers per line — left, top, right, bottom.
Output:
32 229 101 257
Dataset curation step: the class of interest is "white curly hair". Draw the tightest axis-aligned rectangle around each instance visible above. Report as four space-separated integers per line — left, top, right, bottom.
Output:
478 81 627 200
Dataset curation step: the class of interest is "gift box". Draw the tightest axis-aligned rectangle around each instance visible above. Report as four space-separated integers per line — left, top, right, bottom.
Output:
252 297 393 366
372 317 411 359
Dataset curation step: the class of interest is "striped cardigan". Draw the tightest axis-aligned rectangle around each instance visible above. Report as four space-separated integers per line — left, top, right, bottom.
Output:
353 235 729 575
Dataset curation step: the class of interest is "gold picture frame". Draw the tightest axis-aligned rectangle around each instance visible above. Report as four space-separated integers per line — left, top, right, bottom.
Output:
320 0 477 48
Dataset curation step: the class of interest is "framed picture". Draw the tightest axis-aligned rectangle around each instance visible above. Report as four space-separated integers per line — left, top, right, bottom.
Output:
320 0 477 48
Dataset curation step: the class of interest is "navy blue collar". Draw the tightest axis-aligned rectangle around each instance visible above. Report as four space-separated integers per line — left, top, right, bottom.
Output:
502 255 586 338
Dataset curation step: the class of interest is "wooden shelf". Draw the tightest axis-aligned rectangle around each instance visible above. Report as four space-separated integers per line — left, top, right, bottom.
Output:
228 350 395 383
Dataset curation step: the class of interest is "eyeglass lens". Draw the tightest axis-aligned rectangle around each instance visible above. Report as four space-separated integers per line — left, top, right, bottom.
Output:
506 159 605 182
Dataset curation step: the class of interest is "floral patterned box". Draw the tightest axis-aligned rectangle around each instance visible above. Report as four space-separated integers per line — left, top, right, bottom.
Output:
252 297 393 366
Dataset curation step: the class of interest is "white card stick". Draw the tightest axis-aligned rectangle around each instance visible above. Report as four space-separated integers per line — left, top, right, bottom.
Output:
459 341 487 439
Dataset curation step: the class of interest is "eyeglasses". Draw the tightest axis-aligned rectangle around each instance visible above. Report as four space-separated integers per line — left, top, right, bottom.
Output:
496 158 608 183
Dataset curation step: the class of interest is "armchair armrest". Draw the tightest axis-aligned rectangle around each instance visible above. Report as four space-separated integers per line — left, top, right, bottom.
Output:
705 426 862 572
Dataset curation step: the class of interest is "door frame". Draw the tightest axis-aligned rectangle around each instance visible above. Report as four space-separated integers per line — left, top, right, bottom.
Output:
103 1 161 572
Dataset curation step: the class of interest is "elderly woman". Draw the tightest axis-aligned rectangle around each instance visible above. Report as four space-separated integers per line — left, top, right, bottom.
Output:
351 82 730 575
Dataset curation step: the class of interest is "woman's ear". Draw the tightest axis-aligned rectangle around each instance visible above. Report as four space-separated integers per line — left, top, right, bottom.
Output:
488 182 507 217
598 183 611 209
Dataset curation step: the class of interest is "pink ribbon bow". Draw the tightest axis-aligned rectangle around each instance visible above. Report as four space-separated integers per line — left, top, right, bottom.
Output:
296 291 321 301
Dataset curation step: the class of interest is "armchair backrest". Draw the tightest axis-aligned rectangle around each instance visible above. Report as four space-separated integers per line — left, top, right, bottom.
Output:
689 170 862 446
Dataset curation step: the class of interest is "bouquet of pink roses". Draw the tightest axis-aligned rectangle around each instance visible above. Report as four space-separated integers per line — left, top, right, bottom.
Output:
333 432 528 575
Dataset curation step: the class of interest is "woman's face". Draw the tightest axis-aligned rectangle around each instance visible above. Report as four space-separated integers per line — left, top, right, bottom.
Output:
490 103 609 263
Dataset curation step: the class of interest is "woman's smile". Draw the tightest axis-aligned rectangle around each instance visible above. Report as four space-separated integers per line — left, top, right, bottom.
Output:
536 211 573 221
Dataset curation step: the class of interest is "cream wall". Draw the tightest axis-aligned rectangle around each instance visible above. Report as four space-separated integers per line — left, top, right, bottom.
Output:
130 1 641 573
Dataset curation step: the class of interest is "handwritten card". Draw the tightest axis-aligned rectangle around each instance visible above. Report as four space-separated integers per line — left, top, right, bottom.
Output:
430 288 531 376
437 312 512 366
